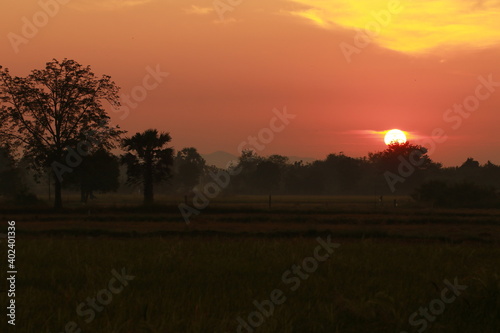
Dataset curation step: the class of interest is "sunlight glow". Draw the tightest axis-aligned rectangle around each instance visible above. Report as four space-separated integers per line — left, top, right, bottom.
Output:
288 0 500 54
384 129 407 145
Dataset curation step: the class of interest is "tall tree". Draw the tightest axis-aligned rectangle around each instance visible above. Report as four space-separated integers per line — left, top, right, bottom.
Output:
0 59 123 208
121 129 174 204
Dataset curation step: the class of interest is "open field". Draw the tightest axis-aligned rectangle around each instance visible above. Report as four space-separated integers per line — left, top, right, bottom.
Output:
1 195 500 332
1 238 499 333
4 195 500 243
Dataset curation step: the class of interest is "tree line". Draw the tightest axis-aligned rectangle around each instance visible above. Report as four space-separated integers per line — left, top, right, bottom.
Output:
1 59 499 209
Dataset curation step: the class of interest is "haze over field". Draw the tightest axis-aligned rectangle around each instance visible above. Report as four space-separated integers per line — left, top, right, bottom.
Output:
1 0 499 166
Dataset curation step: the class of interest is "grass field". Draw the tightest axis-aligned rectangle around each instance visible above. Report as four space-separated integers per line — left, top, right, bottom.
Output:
1 195 500 332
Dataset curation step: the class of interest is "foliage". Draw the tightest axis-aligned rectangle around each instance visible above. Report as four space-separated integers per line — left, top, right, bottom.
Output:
368 141 441 173
0 145 23 196
121 129 174 204
0 59 123 208
413 180 498 208
63 149 120 203
173 147 206 192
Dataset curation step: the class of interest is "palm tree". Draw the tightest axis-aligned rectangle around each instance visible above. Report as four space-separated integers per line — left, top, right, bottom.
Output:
121 129 174 204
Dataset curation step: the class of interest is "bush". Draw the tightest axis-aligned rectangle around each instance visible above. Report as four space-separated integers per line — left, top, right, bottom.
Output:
10 191 40 206
412 180 498 208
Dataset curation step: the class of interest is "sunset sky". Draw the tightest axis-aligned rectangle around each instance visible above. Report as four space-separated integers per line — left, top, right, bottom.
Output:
1 0 499 166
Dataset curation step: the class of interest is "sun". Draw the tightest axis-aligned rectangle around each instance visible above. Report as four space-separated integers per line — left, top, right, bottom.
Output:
384 129 407 145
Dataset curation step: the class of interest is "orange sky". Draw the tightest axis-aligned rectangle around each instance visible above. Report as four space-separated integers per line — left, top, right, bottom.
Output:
1 0 500 166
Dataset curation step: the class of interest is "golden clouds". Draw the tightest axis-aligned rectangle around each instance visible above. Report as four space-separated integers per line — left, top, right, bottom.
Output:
288 0 500 54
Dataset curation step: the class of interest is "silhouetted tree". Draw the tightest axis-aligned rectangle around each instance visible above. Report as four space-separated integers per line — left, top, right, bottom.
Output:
369 142 439 172
460 157 480 169
413 180 497 208
0 59 123 208
456 157 481 184
64 149 120 203
0 145 22 196
369 141 441 193
323 153 365 194
121 129 174 204
174 147 206 192
283 161 322 194
230 150 262 193
254 155 289 194
482 161 500 189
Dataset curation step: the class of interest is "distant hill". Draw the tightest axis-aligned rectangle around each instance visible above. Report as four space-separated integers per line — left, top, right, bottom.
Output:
202 151 315 168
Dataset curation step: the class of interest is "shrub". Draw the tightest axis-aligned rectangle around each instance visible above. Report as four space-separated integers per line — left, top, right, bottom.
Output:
412 180 498 208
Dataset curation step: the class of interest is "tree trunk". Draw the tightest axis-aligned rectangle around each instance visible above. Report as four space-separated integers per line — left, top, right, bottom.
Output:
54 174 63 209
143 158 154 205
144 178 154 205
81 188 88 204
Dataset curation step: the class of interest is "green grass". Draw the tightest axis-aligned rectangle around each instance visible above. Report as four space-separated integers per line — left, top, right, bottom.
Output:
2 237 499 332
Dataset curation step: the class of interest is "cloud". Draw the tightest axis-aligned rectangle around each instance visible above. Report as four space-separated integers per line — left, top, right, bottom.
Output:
286 0 500 54
184 5 214 15
336 129 423 143
289 8 330 28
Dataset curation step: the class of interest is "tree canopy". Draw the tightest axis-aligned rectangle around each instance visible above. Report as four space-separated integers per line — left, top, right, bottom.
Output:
121 129 174 204
0 59 123 208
